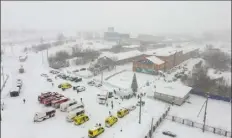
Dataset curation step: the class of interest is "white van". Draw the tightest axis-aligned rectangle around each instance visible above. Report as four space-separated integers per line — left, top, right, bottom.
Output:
66 102 84 112
60 99 77 112
66 108 85 122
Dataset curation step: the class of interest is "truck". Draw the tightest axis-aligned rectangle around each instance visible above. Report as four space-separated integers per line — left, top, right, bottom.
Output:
60 99 77 112
51 97 69 108
38 92 63 103
34 109 56 122
97 91 108 105
42 95 64 106
66 108 85 122
66 102 84 112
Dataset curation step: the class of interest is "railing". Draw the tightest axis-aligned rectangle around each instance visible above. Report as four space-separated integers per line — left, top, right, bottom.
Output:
0 74 9 93
144 106 171 138
166 115 231 137
104 69 127 80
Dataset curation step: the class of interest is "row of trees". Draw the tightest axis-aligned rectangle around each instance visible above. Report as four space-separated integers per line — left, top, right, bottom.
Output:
48 47 100 68
183 61 231 98
202 45 231 71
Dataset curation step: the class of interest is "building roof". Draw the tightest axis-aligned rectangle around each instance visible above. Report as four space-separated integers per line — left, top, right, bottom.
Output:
122 45 140 48
99 50 143 61
146 81 191 98
144 46 199 57
146 56 164 65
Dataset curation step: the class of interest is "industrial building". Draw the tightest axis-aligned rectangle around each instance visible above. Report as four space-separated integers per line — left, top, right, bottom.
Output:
132 56 165 75
146 81 192 106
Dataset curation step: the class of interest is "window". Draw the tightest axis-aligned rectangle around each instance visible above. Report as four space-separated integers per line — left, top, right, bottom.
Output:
89 131 93 135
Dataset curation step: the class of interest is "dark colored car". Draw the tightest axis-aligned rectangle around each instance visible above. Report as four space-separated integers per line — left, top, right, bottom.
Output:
80 68 86 71
47 78 52 82
73 69 79 72
73 86 80 90
74 78 82 82
162 131 176 137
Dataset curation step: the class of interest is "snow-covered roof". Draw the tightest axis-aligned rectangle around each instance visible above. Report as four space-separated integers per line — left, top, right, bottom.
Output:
145 46 199 57
99 50 143 61
146 81 191 98
146 56 164 65
122 45 140 48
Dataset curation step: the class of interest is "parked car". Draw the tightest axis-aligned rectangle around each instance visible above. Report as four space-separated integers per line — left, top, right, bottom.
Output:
108 92 113 98
50 70 60 74
80 68 86 71
47 78 52 82
88 125 105 137
76 86 86 92
105 115 118 127
58 83 72 91
74 77 82 83
95 82 102 87
162 131 176 137
34 109 56 122
73 86 80 90
73 69 79 72
117 108 129 118
87 80 95 86
41 73 48 78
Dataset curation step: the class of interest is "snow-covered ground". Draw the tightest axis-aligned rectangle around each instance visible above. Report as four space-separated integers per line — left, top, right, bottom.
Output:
207 68 231 85
106 71 155 89
1 39 230 138
169 94 231 131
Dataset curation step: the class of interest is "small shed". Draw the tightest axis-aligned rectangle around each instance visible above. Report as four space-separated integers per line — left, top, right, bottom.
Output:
146 81 191 106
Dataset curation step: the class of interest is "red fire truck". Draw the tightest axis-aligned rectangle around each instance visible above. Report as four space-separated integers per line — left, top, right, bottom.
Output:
51 97 69 108
39 92 63 104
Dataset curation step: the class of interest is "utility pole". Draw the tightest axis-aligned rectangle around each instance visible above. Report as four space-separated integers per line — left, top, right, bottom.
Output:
139 95 142 124
203 95 209 132
150 118 154 137
101 70 103 84
1 66 4 83
197 93 209 133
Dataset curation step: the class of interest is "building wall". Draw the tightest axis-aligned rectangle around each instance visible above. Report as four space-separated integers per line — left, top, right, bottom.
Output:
153 92 189 106
156 49 199 71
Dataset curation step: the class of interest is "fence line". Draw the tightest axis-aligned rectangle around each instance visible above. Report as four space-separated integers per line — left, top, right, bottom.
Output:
144 106 171 138
0 74 9 93
104 69 127 80
166 115 231 137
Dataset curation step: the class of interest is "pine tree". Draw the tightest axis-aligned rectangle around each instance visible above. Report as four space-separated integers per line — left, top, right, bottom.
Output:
131 73 138 93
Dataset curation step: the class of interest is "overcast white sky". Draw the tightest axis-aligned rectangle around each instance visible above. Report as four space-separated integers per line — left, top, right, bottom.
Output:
1 1 231 35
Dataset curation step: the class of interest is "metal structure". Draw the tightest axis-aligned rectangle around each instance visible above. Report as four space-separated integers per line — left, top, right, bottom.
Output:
197 93 209 132
139 94 142 124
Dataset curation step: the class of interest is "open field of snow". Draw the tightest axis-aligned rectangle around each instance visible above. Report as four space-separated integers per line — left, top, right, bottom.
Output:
154 120 226 138
107 71 155 89
169 94 231 131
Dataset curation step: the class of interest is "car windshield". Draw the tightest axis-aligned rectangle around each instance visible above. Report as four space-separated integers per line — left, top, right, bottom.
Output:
88 130 93 135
